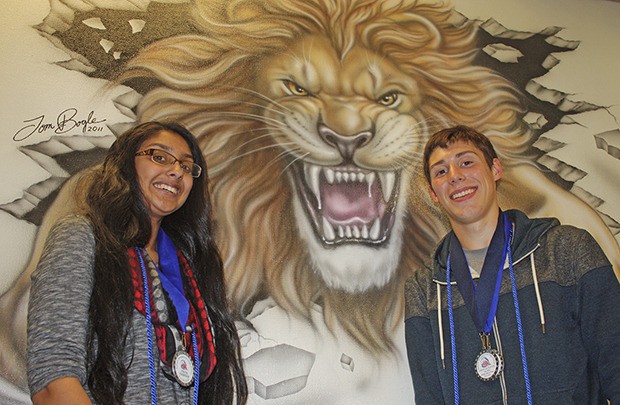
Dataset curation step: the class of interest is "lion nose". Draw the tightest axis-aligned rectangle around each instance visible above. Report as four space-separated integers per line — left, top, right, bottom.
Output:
319 125 371 161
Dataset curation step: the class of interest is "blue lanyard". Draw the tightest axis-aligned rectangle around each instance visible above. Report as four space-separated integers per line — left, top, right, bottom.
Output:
136 248 200 405
445 213 532 405
136 248 158 405
157 229 190 329
449 211 510 334
153 230 200 403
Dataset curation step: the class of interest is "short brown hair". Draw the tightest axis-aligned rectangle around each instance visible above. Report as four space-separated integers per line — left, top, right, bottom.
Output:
423 125 498 184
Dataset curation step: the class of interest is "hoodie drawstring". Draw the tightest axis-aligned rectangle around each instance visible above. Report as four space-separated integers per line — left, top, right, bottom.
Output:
437 283 446 369
530 253 546 334
444 245 534 405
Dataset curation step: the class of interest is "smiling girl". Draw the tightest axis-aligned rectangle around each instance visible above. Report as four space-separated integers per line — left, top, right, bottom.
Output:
27 122 247 405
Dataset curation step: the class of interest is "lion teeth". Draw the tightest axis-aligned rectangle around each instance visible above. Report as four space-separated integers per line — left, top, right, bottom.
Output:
362 224 369 239
318 167 395 202
345 225 352 238
325 218 381 241
326 168 335 184
370 218 381 240
303 164 395 242
378 171 395 203
323 167 369 185
304 163 322 209
322 216 336 241
365 172 375 198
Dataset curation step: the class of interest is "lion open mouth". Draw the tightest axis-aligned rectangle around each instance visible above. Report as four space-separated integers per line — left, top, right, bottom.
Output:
294 162 399 246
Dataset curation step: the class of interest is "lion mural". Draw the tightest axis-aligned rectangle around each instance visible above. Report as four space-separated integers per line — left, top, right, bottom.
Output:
1 0 619 403
116 0 620 401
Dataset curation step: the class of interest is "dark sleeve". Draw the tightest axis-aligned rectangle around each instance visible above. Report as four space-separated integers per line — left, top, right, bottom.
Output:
27 215 96 396
405 272 446 405
573 231 620 403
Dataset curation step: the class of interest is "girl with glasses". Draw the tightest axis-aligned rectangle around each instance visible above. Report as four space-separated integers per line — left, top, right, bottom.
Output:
27 121 247 405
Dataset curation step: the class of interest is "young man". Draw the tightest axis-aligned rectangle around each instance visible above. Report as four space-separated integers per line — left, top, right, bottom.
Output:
405 125 620 404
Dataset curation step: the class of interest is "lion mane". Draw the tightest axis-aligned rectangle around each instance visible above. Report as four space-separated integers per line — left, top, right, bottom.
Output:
120 0 616 354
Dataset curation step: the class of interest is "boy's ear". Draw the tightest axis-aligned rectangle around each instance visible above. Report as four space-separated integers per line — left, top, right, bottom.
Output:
429 184 439 203
491 158 503 181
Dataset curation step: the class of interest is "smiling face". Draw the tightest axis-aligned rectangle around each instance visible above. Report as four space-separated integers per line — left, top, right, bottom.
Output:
428 140 502 232
135 130 195 226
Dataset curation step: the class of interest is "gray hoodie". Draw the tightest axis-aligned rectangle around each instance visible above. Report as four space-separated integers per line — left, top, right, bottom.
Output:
405 209 620 404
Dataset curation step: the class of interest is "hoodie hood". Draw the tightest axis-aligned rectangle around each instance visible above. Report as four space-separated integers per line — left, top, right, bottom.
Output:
433 209 559 282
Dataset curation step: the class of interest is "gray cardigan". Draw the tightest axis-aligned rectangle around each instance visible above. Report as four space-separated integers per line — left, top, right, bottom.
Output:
27 215 193 404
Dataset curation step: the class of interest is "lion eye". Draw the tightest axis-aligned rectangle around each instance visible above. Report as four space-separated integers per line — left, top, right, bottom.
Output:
378 92 398 106
284 80 309 96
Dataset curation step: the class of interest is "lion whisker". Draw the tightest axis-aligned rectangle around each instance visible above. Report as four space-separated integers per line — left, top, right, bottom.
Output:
228 111 290 128
207 127 272 142
279 151 310 179
219 98 289 118
209 125 285 144
232 132 284 152
221 99 289 118
264 147 304 172
210 142 298 174
211 84 293 114
197 110 287 128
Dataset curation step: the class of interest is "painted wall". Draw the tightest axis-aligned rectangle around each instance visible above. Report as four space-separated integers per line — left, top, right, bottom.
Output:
1 0 618 403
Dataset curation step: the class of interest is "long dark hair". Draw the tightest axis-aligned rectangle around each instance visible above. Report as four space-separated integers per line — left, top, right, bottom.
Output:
79 121 247 404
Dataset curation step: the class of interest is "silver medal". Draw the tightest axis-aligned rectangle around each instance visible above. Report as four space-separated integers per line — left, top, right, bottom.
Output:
172 349 195 387
474 348 503 381
475 333 503 381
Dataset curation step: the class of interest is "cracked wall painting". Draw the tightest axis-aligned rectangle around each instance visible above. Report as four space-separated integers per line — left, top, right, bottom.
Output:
1 0 619 404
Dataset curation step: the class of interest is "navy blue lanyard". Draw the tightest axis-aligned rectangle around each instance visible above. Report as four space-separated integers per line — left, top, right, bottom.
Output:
445 215 532 405
448 211 510 334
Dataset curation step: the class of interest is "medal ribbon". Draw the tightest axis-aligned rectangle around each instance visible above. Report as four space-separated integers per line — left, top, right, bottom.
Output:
136 247 199 405
157 229 203 397
445 211 530 404
448 211 510 334
157 228 190 329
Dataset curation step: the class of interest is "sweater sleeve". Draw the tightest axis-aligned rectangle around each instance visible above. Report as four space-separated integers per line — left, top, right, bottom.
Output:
27 215 96 396
405 271 446 405
573 230 620 403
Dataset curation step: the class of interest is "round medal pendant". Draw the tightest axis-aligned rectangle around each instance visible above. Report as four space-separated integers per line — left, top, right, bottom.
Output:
172 349 195 387
474 349 503 381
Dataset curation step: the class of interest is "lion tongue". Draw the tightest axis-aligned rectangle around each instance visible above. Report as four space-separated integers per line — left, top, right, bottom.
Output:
321 181 385 223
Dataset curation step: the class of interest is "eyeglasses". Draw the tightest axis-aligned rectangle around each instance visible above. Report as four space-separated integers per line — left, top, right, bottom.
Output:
135 148 202 178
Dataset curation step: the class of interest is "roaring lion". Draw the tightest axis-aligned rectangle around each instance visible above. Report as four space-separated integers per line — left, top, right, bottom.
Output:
118 0 620 356
1 0 619 402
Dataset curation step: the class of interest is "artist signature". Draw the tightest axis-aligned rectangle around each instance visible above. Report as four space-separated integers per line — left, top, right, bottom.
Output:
13 108 107 141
